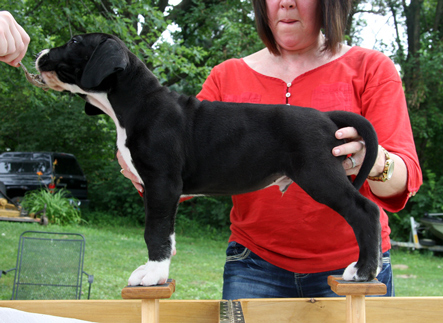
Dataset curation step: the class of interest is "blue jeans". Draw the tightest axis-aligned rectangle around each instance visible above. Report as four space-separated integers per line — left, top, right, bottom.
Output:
222 241 394 299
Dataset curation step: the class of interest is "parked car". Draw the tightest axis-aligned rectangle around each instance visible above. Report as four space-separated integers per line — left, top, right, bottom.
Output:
0 152 89 207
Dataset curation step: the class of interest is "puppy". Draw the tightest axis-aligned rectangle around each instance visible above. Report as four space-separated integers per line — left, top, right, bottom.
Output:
36 33 382 286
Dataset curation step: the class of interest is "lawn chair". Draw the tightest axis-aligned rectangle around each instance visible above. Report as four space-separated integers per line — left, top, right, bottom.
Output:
1 231 94 300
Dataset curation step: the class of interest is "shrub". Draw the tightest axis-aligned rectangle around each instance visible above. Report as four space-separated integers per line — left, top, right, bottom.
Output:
86 159 145 225
21 189 82 226
389 170 443 241
178 196 232 230
87 159 233 230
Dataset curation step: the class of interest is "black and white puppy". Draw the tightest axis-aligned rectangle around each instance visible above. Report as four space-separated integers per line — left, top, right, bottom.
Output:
36 33 382 286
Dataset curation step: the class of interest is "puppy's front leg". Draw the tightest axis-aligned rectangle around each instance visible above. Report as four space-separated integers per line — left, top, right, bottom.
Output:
128 188 180 286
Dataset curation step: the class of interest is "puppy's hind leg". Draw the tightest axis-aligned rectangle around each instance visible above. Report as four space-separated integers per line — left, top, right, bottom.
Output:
293 166 382 282
339 196 383 281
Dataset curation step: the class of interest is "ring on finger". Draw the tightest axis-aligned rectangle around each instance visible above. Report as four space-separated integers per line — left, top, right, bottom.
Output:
348 156 357 168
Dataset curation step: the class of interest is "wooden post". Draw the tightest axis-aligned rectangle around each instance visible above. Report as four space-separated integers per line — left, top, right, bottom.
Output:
122 279 176 323
328 275 386 323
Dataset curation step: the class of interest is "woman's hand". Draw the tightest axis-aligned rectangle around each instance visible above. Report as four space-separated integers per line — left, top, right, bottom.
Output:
0 11 30 67
332 127 385 177
117 150 144 193
332 126 408 198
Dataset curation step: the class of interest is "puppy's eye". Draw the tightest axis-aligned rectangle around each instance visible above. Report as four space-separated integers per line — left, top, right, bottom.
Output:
70 36 81 45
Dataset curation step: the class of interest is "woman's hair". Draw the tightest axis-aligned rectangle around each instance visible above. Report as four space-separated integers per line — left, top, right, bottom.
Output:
252 0 352 56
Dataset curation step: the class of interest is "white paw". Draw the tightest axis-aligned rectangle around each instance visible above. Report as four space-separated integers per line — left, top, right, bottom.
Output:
128 259 171 286
342 262 358 281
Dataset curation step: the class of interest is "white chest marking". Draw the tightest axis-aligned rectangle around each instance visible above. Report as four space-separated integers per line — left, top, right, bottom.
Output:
62 85 143 185
89 93 143 185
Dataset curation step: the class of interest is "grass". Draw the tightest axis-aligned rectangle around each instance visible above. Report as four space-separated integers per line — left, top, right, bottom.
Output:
0 221 227 300
390 248 443 296
1 220 443 300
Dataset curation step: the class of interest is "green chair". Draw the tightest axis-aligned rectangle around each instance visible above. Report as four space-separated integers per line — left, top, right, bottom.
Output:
1 231 94 300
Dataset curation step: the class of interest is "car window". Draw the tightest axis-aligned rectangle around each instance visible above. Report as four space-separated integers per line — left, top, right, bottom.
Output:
0 160 51 174
53 156 84 176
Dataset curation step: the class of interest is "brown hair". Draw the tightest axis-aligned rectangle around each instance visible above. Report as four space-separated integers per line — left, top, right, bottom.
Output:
252 0 352 56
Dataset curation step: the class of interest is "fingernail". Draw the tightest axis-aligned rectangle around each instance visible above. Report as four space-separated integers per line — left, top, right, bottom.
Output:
333 148 340 156
336 131 343 139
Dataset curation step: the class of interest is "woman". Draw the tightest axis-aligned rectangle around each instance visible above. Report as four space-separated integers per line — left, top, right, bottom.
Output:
119 0 422 298
0 11 30 66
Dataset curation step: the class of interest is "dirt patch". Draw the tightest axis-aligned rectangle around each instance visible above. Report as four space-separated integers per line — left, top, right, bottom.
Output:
392 264 409 270
395 274 417 279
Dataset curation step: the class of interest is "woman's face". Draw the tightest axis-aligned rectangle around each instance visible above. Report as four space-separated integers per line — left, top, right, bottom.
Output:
266 0 322 52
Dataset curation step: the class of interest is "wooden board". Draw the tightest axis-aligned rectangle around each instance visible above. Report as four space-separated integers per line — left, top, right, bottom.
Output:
240 297 443 323
0 300 220 323
1 297 443 323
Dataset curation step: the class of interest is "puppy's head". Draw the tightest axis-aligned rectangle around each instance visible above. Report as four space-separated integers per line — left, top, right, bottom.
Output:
36 33 129 93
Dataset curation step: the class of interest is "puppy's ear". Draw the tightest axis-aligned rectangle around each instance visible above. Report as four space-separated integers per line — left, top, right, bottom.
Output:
80 38 128 88
85 102 105 116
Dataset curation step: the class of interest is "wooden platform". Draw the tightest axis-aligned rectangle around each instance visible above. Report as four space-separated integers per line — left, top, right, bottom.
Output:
121 280 176 299
1 297 443 323
121 280 177 323
327 275 387 323
327 276 387 296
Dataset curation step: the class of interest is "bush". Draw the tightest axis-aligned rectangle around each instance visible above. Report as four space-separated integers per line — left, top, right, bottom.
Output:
87 159 233 230
21 189 82 225
178 196 232 230
80 209 135 228
86 159 145 225
389 170 443 241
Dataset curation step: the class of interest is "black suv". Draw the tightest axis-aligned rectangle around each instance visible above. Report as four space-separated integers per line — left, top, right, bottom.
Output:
0 152 89 206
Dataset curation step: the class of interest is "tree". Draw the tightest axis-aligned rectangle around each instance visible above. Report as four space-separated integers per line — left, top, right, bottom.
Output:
1 0 441 226
0 0 259 221
370 0 443 236
345 0 388 46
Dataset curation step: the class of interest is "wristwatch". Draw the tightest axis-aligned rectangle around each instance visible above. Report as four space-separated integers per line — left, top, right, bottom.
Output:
368 146 394 182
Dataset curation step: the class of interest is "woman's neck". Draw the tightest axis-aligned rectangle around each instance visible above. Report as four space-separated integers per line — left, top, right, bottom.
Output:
244 34 350 83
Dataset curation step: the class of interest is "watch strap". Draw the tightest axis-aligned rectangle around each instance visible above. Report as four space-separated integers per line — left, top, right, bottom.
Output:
367 146 393 182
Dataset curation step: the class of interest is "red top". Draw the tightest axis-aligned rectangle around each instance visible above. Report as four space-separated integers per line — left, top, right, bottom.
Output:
195 47 422 273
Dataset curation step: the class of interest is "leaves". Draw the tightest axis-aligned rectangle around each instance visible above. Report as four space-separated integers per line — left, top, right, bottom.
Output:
21 189 82 226
0 0 260 221
1 0 442 227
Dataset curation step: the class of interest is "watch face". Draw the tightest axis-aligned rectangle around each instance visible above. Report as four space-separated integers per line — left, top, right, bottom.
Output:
386 160 394 180
367 147 394 182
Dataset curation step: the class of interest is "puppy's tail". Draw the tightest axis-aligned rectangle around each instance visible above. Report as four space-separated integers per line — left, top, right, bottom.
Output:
326 111 378 190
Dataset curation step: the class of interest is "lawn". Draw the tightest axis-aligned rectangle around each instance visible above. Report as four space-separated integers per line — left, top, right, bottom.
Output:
391 248 443 296
0 221 226 300
1 221 442 300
